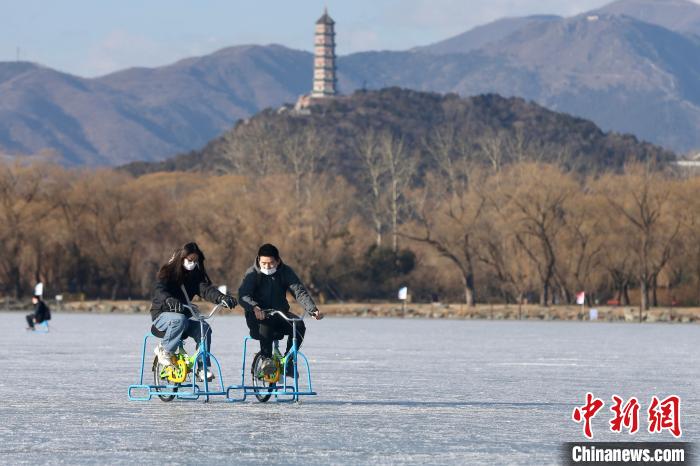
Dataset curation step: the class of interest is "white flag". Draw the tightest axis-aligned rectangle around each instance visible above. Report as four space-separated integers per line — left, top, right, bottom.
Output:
576 291 585 305
398 286 408 300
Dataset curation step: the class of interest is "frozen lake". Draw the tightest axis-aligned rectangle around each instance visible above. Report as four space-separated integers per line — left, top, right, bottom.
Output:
1 311 697 465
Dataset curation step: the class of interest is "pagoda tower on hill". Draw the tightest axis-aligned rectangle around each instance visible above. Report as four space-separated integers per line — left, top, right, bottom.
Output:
311 8 337 97
296 8 338 110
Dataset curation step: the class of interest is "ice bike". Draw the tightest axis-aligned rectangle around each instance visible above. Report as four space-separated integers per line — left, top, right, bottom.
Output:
28 320 50 333
128 301 230 402
227 309 317 403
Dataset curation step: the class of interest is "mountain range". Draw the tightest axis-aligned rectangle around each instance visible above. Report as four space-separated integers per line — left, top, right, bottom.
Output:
2 0 700 166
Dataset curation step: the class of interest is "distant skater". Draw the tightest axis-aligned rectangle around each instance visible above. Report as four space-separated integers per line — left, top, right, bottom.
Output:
26 295 51 330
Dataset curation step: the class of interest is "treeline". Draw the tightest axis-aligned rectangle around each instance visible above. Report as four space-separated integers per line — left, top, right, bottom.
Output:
2 159 699 310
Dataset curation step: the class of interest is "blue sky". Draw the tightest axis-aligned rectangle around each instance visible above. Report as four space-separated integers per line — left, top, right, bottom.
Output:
0 0 664 77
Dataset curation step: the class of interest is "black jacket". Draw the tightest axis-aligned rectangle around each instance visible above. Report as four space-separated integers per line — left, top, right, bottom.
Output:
150 267 224 321
34 300 51 322
238 260 316 317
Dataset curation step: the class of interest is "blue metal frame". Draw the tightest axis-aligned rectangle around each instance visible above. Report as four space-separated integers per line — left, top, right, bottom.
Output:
128 324 227 402
33 321 50 333
226 311 317 403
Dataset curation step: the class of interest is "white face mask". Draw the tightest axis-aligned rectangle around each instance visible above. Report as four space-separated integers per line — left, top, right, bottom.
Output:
260 266 277 276
183 259 197 271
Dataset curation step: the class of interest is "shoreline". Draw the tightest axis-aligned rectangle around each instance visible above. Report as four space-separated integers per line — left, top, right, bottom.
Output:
6 300 700 323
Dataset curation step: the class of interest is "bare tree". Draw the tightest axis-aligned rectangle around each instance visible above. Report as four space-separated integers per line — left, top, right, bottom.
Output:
403 168 489 306
228 118 283 177
81 171 155 298
553 189 606 304
423 122 469 197
675 175 700 304
598 165 681 315
475 128 509 173
492 163 576 306
477 216 538 316
355 128 386 247
0 161 55 297
403 125 486 305
280 124 327 203
379 131 416 252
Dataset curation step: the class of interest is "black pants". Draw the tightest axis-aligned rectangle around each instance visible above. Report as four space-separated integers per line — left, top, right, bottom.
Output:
246 311 306 358
26 314 46 329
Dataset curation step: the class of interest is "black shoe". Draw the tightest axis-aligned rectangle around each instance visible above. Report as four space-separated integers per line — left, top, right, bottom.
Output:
283 357 296 378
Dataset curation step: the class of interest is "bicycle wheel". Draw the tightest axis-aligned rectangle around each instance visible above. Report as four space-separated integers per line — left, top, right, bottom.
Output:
152 356 177 402
251 352 275 402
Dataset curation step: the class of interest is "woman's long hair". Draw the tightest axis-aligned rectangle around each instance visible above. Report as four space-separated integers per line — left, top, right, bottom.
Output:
157 242 212 285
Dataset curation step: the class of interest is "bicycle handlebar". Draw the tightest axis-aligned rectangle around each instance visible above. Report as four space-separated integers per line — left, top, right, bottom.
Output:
261 308 309 322
183 302 227 321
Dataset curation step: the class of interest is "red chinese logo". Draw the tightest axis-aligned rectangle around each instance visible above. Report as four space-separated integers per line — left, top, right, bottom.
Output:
609 395 640 434
572 393 682 439
648 395 682 438
572 392 604 439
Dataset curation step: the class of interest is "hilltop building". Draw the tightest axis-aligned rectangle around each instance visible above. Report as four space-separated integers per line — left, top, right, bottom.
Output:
674 151 700 177
312 8 337 97
296 8 338 110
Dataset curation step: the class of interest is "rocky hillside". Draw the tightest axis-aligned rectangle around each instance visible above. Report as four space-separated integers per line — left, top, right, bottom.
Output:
122 88 675 181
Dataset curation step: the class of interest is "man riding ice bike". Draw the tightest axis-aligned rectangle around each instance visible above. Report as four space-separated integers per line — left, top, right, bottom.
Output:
238 243 323 378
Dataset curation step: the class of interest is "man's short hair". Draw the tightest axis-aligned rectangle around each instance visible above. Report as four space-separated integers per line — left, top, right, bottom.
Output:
258 243 280 260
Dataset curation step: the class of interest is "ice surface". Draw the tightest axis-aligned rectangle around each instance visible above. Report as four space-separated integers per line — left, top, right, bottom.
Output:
1 312 697 465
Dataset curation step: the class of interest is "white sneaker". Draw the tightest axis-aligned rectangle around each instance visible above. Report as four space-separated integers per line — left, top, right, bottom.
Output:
154 343 174 366
196 367 215 382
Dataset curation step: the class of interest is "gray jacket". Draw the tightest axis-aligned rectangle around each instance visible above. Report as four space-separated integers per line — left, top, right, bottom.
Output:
238 260 316 316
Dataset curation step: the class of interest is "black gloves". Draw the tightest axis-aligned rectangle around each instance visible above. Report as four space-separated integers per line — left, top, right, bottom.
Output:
219 294 237 309
165 297 182 313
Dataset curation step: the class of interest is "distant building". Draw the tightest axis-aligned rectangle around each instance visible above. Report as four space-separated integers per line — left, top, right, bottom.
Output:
671 151 700 177
675 160 700 167
312 8 337 97
296 8 338 111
